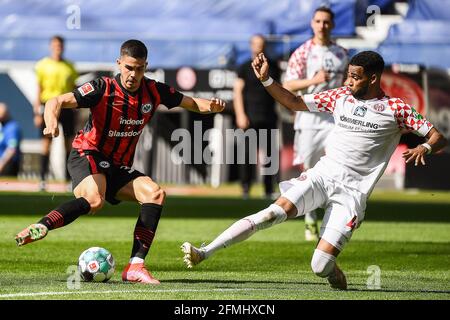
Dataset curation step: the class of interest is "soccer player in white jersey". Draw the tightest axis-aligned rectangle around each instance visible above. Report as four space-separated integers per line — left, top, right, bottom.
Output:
283 6 349 241
181 51 447 290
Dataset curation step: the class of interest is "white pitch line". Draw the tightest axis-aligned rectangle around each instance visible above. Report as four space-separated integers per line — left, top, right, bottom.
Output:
0 287 273 299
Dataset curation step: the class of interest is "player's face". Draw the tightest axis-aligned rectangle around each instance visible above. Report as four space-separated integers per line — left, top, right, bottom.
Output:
50 39 64 59
345 65 371 99
117 55 147 92
311 11 333 41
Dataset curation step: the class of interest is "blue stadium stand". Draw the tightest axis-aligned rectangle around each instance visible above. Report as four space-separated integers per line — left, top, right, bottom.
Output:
405 0 450 20
378 0 450 69
0 0 356 67
354 0 397 25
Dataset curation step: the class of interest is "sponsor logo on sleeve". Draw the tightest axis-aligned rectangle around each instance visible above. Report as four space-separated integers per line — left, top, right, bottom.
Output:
411 107 423 119
78 83 94 96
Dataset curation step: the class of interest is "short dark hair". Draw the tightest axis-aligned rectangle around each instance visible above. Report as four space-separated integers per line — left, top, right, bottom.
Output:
120 39 148 60
349 51 385 76
50 35 64 44
314 6 335 22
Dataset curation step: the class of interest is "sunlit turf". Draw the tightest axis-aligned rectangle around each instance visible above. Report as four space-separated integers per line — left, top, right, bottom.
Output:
0 190 448 300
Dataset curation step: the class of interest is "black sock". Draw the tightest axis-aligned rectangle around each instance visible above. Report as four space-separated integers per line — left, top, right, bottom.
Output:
130 203 162 259
38 197 91 230
40 154 49 181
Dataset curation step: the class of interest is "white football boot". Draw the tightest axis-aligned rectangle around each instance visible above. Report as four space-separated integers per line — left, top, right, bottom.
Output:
181 242 206 268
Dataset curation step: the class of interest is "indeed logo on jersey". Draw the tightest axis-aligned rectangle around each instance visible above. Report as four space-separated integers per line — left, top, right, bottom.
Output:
339 115 379 130
119 117 144 125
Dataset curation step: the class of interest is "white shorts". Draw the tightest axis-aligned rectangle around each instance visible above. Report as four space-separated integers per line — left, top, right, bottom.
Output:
293 127 333 168
279 168 367 251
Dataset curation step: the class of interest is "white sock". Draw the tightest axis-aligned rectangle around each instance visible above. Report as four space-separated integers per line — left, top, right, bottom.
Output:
129 257 144 264
203 204 287 258
311 249 336 278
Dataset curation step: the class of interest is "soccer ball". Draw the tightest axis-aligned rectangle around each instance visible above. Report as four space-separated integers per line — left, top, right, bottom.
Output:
78 247 115 282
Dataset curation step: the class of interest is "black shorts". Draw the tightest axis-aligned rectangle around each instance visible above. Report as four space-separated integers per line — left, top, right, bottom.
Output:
67 149 145 205
40 107 76 138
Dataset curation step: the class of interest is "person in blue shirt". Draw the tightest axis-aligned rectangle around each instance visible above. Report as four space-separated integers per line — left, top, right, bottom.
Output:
0 103 21 176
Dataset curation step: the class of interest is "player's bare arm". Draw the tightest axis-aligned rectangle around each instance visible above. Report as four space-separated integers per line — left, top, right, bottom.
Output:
402 127 448 166
179 96 226 114
43 92 78 138
252 53 309 112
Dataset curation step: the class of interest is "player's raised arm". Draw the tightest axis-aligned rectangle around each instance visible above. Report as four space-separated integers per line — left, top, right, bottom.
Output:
252 53 308 112
402 127 448 166
178 96 226 114
43 92 78 138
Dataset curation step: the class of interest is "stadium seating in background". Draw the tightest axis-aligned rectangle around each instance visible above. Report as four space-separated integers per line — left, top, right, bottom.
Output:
0 0 357 67
405 0 450 20
354 0 397 25
378 0 450 69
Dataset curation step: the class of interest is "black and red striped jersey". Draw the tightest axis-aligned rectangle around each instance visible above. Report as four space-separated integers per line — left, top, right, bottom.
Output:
72 74 183 167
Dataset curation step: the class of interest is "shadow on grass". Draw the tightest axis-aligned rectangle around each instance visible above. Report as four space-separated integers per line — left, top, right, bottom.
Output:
347 287 450 294
164 279 450 294
0 193 449 222
162 278 326 286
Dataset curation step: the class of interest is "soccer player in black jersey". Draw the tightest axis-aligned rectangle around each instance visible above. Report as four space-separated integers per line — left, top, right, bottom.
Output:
15 39 225 284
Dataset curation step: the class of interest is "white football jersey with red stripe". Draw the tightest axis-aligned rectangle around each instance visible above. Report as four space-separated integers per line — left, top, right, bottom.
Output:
285 39 348 129
303 86 433 195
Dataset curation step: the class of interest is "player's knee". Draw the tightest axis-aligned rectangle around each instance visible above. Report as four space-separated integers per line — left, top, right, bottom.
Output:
85 194 105 212
311 249 336 278
155 188 166 204
141 183 165 205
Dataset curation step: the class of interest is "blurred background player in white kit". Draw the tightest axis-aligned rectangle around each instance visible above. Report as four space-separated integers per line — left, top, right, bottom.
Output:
283 6 348 241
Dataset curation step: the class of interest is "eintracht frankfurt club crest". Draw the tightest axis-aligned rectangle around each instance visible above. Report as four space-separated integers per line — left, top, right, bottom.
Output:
141 103 153 114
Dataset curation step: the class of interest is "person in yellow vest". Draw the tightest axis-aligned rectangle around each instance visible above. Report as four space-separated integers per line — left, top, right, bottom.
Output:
34 35 78 191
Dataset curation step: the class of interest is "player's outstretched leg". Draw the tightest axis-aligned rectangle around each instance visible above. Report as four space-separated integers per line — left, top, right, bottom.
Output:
122 203 163 285
181 203 288 268
304 210 319 241
15 197 91 246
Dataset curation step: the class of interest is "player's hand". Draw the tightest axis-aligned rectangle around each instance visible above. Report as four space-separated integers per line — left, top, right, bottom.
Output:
402 145 428 166
252 53 270 82
209 97 226 113
43 125 59 138
312 69 330 85
236 113 250 130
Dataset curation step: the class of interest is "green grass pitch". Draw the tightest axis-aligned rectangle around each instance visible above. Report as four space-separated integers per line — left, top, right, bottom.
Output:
0 190 449 300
